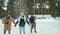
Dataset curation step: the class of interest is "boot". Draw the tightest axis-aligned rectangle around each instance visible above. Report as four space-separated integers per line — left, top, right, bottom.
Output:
35 30 37 33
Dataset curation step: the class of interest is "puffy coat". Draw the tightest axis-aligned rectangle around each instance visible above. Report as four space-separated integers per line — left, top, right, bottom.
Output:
2 16 16 30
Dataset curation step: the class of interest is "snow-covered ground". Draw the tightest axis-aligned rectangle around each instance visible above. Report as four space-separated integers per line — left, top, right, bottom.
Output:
0 17 60 34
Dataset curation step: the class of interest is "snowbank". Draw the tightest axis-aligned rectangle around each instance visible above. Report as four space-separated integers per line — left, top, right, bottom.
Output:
28 15 52 19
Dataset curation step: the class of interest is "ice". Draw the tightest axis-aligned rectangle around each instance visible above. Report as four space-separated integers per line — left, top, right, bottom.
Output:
0 18 60 34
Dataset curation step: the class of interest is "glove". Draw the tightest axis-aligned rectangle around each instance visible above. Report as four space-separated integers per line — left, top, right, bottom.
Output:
15 24 17 27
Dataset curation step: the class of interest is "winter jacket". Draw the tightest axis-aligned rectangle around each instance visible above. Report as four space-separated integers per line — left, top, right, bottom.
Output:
2 16 16 30
16 16 29 27
29 16 35 24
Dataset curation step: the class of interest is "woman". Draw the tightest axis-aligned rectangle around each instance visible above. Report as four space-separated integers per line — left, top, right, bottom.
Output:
15 15 29 34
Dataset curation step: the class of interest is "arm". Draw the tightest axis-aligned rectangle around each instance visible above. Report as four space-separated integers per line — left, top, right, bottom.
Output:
10 17 16 24
2 18 5 24
24 16 29 25
16 17 21 24
14 20 18 27
26 19 29 25
16 20 18 24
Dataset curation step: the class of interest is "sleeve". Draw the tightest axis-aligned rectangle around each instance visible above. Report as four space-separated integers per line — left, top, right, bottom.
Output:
26 19 29 25
16 20 18 24
16 16 21 24
2 18 5 24
10 17 16 24
25 16 29 25
29 18 31 22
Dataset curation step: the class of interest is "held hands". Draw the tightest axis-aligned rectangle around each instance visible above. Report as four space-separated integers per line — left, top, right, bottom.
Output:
15 21 18 27
15 24 17 27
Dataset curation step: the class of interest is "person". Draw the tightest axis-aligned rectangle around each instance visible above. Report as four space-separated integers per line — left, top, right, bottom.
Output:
29 14 37 33
2 13 16 34
54 12 57 19
15 15 29 34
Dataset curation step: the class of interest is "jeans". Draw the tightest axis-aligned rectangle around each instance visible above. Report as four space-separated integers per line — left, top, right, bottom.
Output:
19 26 25 34
4 30 11 34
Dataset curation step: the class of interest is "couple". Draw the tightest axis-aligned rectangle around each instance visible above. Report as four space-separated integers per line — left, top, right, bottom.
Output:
2 13 37 34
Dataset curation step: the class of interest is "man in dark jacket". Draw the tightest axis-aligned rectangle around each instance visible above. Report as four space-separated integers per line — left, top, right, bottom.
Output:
15 15 29 34
29 15 37 33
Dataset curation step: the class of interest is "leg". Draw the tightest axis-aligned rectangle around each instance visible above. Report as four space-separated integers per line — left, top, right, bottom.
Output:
30 24 33 33
34 23 37 33
19 26 22 34
23 26 25 34
4 30 6 34
8 30 11 34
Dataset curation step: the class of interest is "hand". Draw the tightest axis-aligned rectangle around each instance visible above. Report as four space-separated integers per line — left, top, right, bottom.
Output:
15 24 17 27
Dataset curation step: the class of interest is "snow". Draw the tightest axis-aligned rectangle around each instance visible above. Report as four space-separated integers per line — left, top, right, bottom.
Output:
0 17 60 34
29 15 52 19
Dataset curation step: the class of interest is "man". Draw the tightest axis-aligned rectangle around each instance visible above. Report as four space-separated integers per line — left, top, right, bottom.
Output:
29 14 37 33
2 13 16 34
15 15 29 34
